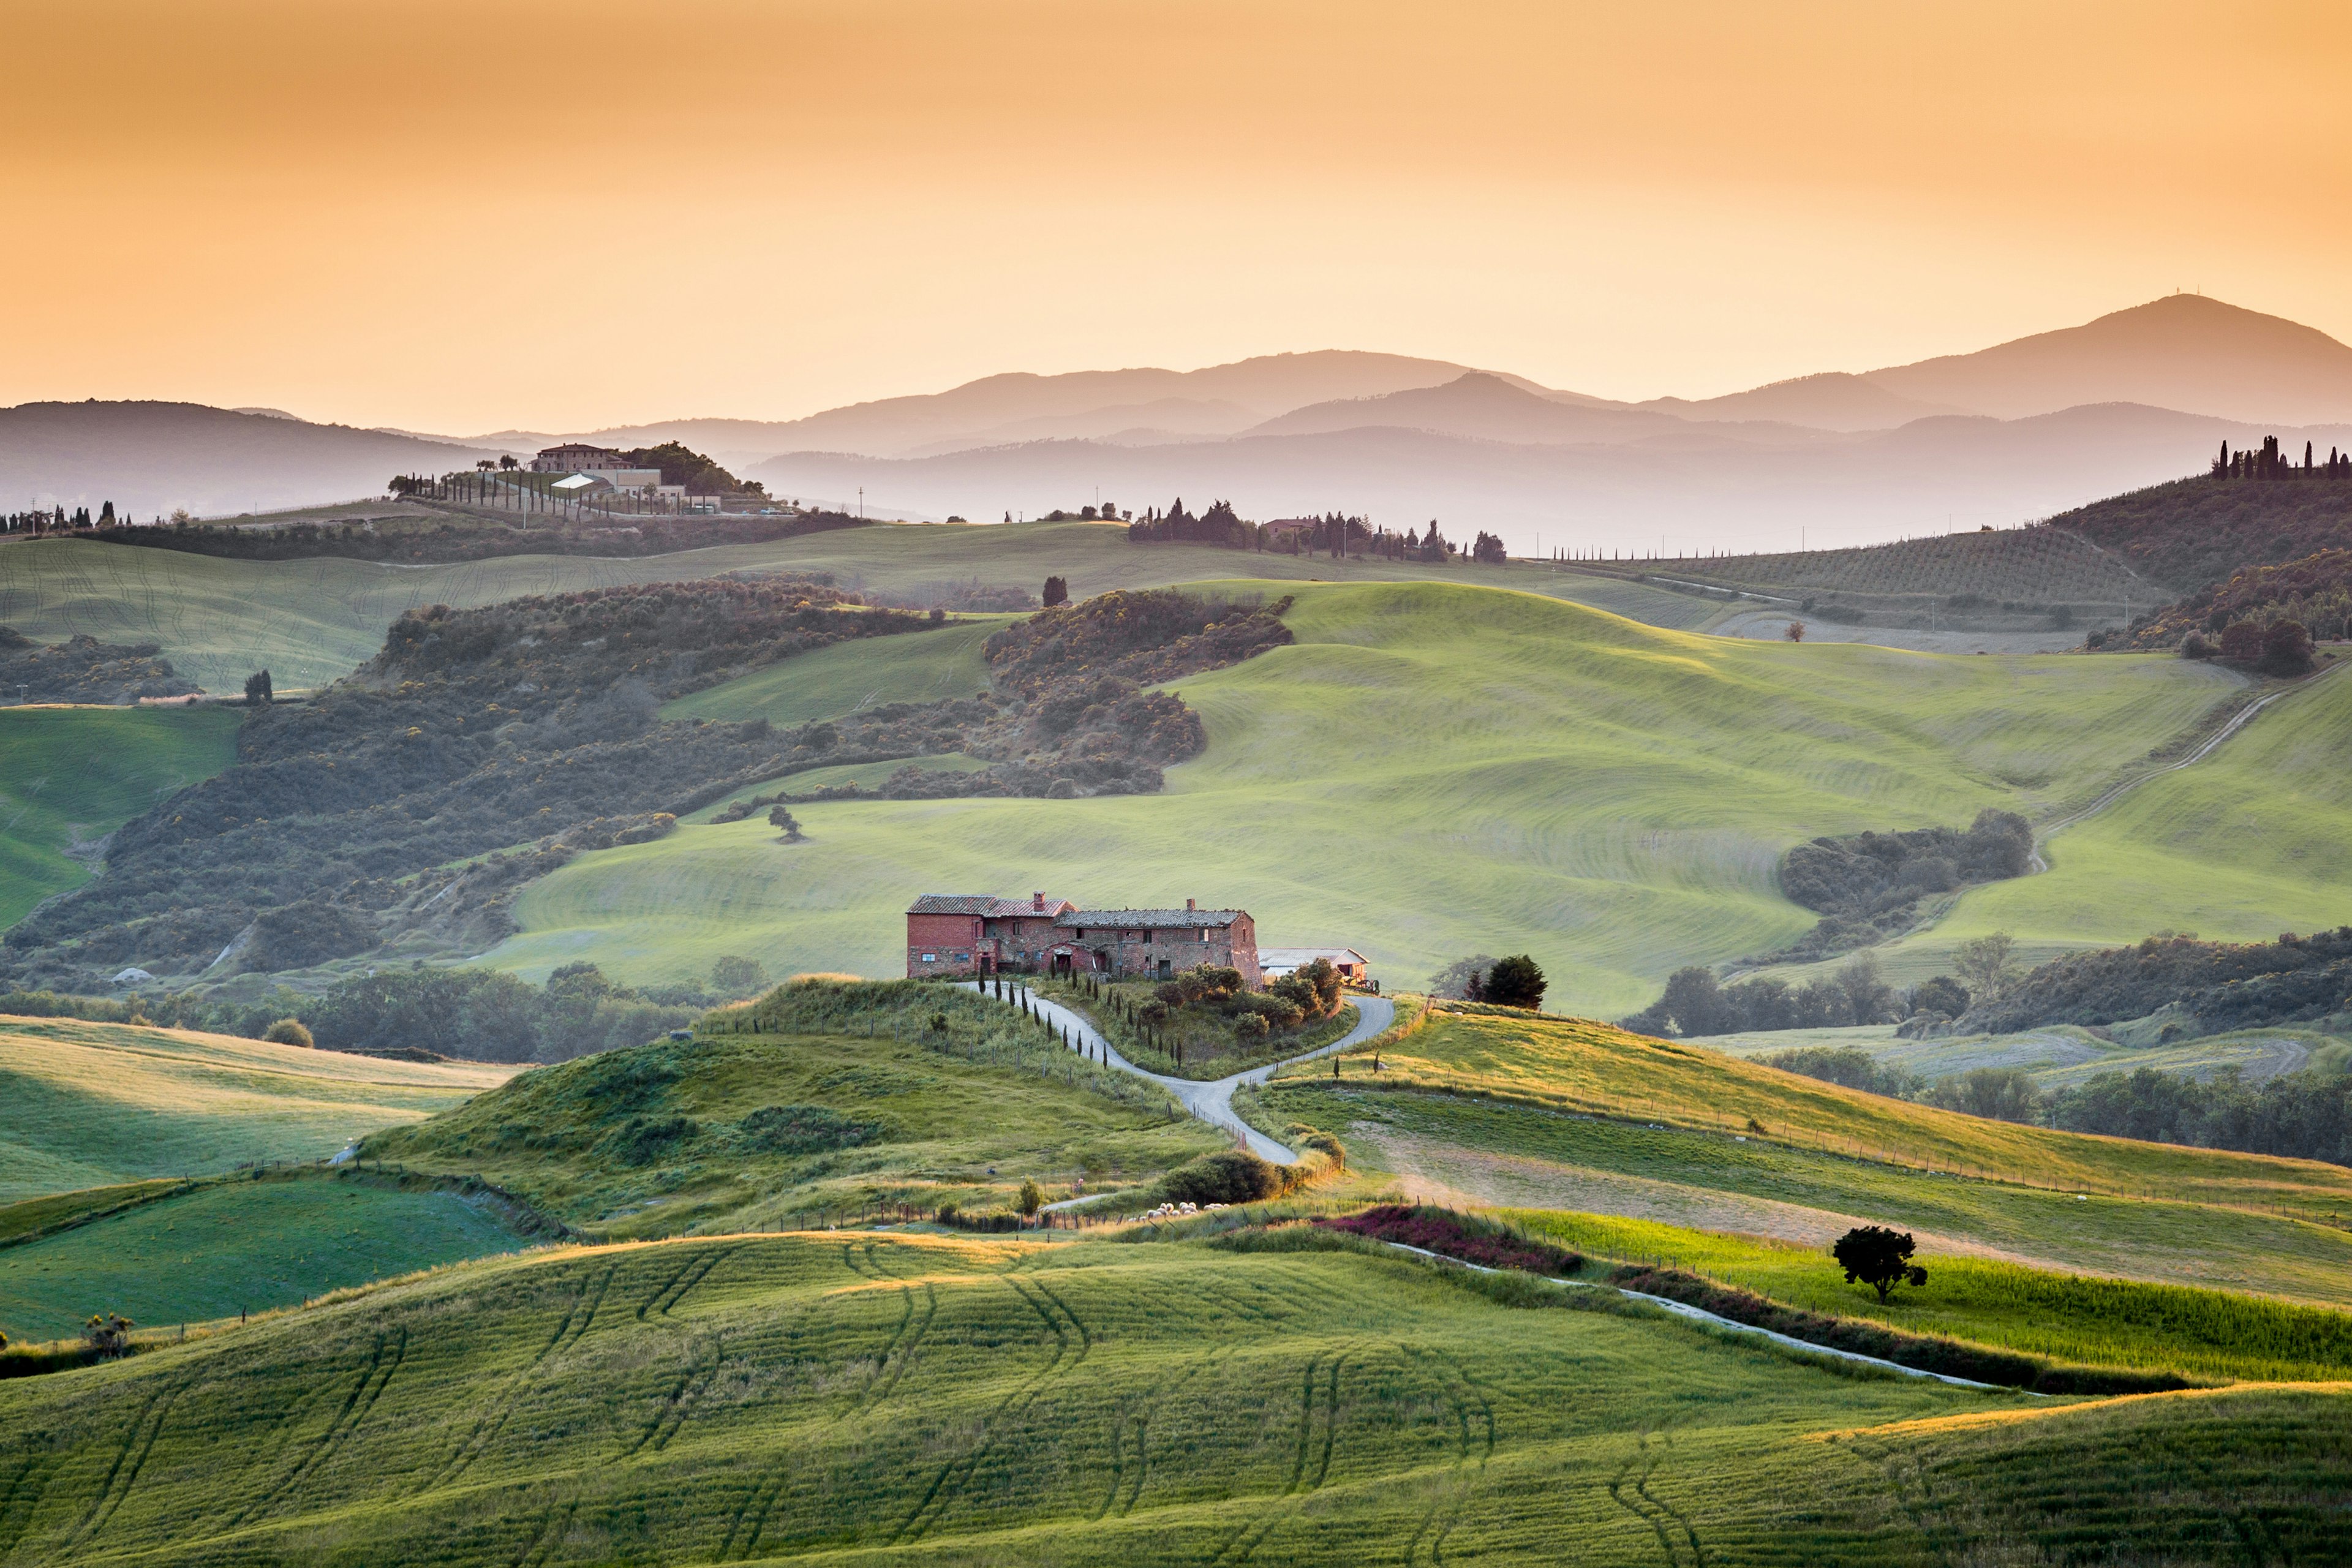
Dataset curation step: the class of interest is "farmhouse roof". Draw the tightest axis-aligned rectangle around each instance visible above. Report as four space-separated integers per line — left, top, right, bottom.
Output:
1258 947 1368 967
1056 908 1246 930
908 893 1075 918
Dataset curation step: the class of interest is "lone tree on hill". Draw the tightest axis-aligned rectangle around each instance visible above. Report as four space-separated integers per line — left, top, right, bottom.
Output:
243 669 273 706
1784 620 1806 643
767 804 804 842
1483 955 1548 1010
1017 1178 1044 1217
1042 575 1069 607
1832 1226 1928 1303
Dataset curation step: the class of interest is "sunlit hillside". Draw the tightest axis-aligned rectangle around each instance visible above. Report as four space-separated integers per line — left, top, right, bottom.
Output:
485 579 2251 1012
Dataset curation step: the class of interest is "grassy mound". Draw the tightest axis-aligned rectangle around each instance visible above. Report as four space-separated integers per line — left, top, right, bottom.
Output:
486 578 2244 1010
0 706 240 929
2 1227 2348 1563
0 1016 514 1202
364 982 1221 1235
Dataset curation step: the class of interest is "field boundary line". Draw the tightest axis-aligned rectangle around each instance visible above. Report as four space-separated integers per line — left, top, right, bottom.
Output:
1806 1378 2352 1442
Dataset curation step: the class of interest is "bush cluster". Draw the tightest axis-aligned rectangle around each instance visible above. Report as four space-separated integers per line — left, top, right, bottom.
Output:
0 625 198 704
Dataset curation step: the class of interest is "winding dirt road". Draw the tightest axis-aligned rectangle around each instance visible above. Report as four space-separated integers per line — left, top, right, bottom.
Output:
959 981 1395 1163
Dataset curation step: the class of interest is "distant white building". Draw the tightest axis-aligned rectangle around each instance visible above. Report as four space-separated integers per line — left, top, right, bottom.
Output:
1259 946 1371 984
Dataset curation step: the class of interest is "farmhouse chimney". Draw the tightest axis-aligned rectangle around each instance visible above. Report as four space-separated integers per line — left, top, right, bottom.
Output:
1033 891 1046 912
1186 898 1196 911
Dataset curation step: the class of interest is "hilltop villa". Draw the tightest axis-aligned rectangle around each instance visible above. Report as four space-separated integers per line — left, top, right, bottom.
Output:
906 894 1261 986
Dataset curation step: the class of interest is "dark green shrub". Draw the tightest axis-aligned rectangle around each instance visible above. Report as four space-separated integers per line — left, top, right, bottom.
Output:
1159 1150 1284 1205
603 1115 698 1166
738 1104 883 1155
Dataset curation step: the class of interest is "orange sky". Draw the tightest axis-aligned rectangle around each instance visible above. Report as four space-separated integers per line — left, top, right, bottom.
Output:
7 1 2349 431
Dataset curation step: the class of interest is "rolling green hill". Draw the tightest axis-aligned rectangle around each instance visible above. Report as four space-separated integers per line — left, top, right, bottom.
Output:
360 982 1221 1238
0 706 241 928
0 1016 514 1200
1265 1006 2352 1305
2 1226 2346 1565
0 528 1712 694
483 579 2247 1014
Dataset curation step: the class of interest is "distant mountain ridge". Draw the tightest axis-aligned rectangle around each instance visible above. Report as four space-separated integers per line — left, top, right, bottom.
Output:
0 402 496 521
10 296 2350 542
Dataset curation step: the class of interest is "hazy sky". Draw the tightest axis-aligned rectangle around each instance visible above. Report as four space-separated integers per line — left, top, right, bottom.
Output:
10 1 2348 432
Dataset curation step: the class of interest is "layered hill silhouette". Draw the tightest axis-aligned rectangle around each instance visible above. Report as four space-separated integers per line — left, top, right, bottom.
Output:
12 296 2351 541
0 401 496 521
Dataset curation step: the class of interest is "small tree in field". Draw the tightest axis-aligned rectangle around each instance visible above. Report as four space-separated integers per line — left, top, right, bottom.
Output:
1483 955 1547 1010
83 1313 135 1357
1832 1226 1927 1303
262 1017 313 1049
1042 575 1069 606
1017 1178 1044 1217
767 804 804 842
244 669 274 706
710 955 768 997
1784 620 1806 643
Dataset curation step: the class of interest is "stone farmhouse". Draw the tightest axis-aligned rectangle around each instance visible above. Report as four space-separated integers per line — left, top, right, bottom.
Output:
906 894 1261 987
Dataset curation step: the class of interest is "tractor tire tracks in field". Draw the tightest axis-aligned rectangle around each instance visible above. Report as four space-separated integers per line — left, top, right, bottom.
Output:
417 1259 619 1498
1605 1431 1705 1568
58 1376 189 1553
225 1328 408 1532
887 1275 1091 1548
1399 1345 1494 1567
717 1267 940 1562
1205 1344 1356 1567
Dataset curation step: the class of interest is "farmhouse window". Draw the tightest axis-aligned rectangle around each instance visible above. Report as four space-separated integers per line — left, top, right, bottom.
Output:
954 951 970 961
921 952 937 963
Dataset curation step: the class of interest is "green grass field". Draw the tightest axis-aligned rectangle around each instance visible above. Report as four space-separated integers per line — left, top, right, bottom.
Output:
1495 1205 2352 1385
2 1227 2346 1564
485 579 2244 1015
0 706 242 928
363 985 1221 1237
0 1174 525 1343
662 616 1009 726
0 1017 515 1200
0 527 1712 694
1906 663 2352 971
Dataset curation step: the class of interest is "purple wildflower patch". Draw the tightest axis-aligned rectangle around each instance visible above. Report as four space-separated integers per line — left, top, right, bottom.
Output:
1313 1205 1583 1276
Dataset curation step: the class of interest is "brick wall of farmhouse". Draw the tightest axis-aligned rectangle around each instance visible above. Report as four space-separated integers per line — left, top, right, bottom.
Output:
907 912 981 976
